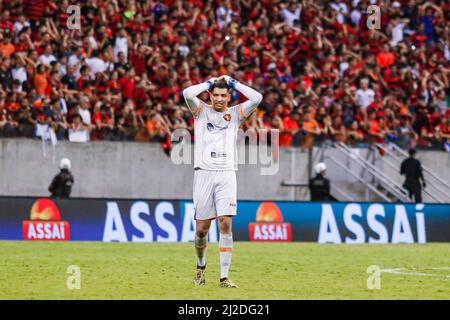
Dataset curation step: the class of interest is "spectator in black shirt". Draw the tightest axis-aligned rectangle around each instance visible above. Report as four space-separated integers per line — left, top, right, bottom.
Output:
61 64 77 90
400 148 426 203
16 98 36 137
0 56 12 89
114 51 132 76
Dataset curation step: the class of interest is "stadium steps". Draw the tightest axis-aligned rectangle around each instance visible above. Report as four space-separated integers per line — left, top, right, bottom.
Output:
374 143 450 204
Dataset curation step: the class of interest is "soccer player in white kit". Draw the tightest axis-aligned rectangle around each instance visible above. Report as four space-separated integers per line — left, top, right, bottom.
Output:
182 75 262 288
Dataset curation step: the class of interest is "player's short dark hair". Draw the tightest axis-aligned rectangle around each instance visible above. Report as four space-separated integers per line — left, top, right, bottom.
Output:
210 79 230 92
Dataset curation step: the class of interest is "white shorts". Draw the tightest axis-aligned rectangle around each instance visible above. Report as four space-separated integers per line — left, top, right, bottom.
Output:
193 169 237 220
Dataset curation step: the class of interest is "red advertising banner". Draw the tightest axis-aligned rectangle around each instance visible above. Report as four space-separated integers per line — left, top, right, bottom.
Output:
23 221 70 241
249 222 292 242
248 201 292 241
21 198 71 241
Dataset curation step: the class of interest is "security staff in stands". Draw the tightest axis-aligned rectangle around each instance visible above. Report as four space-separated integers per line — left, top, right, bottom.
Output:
49 158 74 198
400 148 426 203
309 162 331 201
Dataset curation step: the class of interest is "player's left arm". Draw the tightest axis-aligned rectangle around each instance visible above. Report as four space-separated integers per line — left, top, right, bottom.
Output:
220 75 263 118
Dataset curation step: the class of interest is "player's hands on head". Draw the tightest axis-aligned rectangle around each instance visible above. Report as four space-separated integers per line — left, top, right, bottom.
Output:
217 75 231 83
217 75 237 89
206 77 218 90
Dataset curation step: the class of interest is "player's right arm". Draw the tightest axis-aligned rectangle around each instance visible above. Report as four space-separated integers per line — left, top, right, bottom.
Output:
182 78 217 115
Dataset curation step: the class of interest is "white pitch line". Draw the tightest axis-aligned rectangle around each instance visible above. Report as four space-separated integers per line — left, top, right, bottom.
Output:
381 267 450 278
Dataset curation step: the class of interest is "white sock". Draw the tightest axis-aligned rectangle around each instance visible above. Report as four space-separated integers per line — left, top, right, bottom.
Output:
195 233 207 267
219 233 233 279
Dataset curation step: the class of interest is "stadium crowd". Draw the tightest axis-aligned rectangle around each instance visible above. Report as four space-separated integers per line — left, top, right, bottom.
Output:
0 0 449 152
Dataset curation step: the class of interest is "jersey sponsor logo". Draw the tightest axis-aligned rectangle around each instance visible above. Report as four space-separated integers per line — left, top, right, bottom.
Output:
249 202 292 241
211 151 227 158
223 114 231 121
206 122 214 132
23 198 71 241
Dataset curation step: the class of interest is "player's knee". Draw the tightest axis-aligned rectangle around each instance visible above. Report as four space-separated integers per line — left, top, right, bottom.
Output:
221 223 231 233
196 229 208 238
218 218 232 233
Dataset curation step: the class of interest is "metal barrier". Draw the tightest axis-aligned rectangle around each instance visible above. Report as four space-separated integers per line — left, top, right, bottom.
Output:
314 142 411 202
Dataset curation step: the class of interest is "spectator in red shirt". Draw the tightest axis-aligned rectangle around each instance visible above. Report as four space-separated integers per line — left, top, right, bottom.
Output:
129 44 150 76
279 111 300 147
376 44 396 69
347 120 365 147
436 117 450 151
119 68 138 99
92 104 115 141
0 11 14 33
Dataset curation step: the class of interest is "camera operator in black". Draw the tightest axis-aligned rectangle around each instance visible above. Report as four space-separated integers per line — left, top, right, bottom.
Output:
49 158 74 198
400 148 426 203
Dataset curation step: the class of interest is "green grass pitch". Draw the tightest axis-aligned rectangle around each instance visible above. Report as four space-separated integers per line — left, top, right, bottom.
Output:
1 241 449 299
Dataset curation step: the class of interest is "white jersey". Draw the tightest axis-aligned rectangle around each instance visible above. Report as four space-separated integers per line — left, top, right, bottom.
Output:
193 101 244 171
